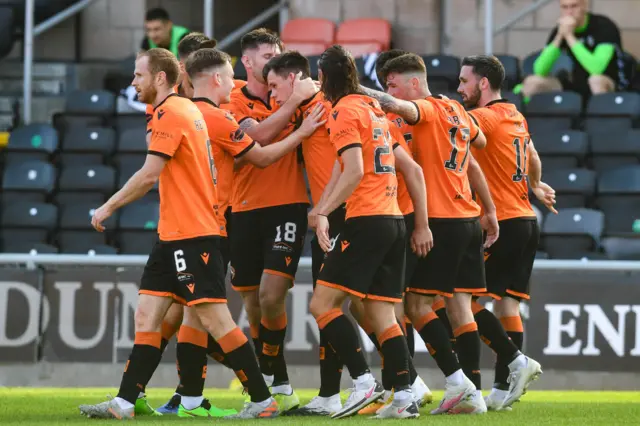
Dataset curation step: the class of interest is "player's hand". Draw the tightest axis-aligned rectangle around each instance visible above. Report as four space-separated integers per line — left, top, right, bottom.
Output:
91 203 114 232
291 72 318 103
481 211 500 248
316 214 331 252
298 103 327 138
557 16 576 36
308 207 320 230
533 181 558 214
411 225 434 258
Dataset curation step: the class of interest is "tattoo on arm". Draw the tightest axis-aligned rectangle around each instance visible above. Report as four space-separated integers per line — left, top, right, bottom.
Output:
360 86 420 125
238 118 259 132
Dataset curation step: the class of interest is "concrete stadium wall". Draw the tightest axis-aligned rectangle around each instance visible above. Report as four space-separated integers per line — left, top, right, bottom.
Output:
7 0 640 61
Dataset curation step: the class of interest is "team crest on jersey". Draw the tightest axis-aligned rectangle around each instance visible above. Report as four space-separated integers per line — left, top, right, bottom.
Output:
230 128 245 142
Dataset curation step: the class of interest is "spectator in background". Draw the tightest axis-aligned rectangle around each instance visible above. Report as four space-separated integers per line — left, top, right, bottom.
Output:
140 8 191 57
520 0 626 100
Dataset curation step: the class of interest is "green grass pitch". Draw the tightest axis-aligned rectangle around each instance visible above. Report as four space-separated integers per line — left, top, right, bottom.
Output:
1 388 639 425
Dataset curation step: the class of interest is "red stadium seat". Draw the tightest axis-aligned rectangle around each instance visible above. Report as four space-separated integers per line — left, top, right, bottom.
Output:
336 18 391 54
281 18 335 56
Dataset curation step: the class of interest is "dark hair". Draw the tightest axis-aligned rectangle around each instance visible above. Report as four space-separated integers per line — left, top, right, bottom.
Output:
185 48 231 80
461 55 505 91
177 32 215 59
139 48 181 86
145 8 170 22
380 53 427 83
319 45 361 103
240 28 283 53
375 49 408 88
262 51 310 82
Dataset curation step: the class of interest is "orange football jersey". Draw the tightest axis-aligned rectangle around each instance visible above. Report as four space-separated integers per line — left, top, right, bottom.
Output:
387 113 414 216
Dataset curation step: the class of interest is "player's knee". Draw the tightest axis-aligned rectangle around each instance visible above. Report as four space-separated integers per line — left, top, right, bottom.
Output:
404 293 432 322
309 294 327 319
134 303 158 332
588 75 614 94
348 299 365 323
163 303 184 328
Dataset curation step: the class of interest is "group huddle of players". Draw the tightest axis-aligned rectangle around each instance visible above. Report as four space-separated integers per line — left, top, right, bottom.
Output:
79 28 558 420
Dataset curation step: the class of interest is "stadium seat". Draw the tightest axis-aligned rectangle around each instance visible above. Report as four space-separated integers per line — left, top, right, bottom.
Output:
596 166 640 236
59 202 116 230
421 55 461 92
502 91 523 111
589 129 640 173
1 201 58 246
54 192 105 209
532 204 544 227
116 200 159 254
56 230 108 251
4 124 58 164
112 114 147 133
495 55 520 90
1 160 56 204
555 251 609 260
59 126 116 166
2 242 59 254
52 113 107 133
532 130 588 171
117 126 147 154
601 237 640 260
542 168 596 209
535 251 549 259
65 90 116 115
281 18 335 56
113 153 155 190
542 208 604 259
585 92 640 134
336 19 391 56
58 164 116 195
59 243 118 255
526 91 582 133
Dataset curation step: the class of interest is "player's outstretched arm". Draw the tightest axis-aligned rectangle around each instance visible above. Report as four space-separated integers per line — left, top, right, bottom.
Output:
238 103 326 168
360 86 420 125
393 146 433 256
240 75 318 145
91 154 166 232
467 155 499 248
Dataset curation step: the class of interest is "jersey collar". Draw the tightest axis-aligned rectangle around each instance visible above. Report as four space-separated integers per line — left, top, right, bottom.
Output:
241 85 273 110
153 93 178 111
192 97 219 108
485 99 510 107
299 91 321 108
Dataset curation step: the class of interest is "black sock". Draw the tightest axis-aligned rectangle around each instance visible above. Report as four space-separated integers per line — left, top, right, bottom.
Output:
220 327 271 403
454 323 482 389
317 309 370 379
117 332 163 404
434 305 455 345
259 313 289 386
160 338 170 353
415 312 460 377
405 320 415 358
175 326 208 397
250 325 261 360
472 302 519 360
319 329 343 397
207 335 232 369
366 332 391 391
399 319 417 385
495 316 524 390
379 325 411 392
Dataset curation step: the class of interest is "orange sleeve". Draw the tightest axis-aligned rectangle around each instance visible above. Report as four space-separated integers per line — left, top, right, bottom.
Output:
411 99 437 124
216 112 256 158
328 107 362 156
469 108 496 139
148 110 184 158
221 97 253 125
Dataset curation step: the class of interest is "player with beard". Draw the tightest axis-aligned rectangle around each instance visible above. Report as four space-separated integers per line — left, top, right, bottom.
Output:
458 55 550 410
79 48 277 420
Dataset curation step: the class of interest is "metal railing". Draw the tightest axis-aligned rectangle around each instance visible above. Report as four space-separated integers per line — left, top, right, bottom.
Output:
1 253 640 272
484 0 556 55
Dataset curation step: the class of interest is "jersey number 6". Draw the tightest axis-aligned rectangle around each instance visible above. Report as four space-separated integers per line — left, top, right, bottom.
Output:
373 127 395 175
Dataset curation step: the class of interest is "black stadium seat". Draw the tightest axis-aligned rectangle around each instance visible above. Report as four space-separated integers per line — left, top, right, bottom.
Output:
502 91 523 111
117 200 159 255
117 127 147 154
59 242 118 255
58 164 116 195
4 124 58 164
542 168 596 209
601 237 640 260
1 160 56 204
585 92 640 133
53 113 107 133
2 242 59 254
54 192 105 209
56 230 107 251
112 114 147 134
65 90 116 115
589 129 640 173
1 202 58 247
59 202 116 230
542 208 604 258
421 55 460 92
596 166 640 236
532 130 588 171
526 91 581 134
59 126 116 166
495 55 520 90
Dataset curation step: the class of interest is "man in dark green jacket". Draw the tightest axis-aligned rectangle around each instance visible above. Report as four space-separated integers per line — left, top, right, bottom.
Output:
520 0 625 100
140 8 191 58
